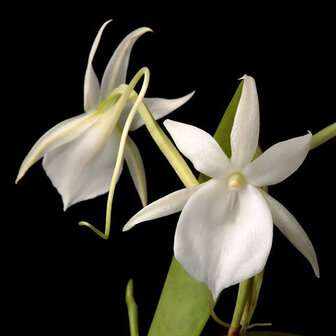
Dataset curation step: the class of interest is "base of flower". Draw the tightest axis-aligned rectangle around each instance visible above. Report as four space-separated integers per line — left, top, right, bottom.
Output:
228 325 241 336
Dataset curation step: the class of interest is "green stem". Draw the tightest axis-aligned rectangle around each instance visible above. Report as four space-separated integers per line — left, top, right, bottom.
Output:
127 90 199 188
126 279 139 336
208 291 231 328
311 122 336 149
240 271 264 335
229 279 252 335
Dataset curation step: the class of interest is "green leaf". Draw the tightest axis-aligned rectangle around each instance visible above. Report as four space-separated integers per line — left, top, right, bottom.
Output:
148 258 210 335
148 81 244 336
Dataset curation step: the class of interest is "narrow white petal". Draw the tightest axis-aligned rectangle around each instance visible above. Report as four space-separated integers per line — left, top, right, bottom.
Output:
84 20 112 112
99 27 152 102
123 183 204 232
124 134 147 206
16 111 100 183
230 75 260 170
42 116 122 210
128 92 195 131
260 190 319 277
163 119 233 178
242 132 312 187
174 180 273 300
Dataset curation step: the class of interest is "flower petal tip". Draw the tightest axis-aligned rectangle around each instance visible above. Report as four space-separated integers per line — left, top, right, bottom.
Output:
15 168 26 184
314 264 320 278
163 119 177 133
133 27 153 38
183 90 196 102
163 119 173 127
187 90 196 98
62 197 72 212
15 175 21 185
122 223 131 232
238 74 248 80
99 19 113 32
104 19 113 25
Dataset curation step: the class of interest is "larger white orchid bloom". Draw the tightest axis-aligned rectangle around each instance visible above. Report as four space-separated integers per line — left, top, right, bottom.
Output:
16 20 193 210
123 75 319 300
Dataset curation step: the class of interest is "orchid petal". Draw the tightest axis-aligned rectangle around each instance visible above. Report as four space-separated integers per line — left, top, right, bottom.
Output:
123 183 204 232
84 20 111 112
129 92 195 130
163 120 233 178
124 133 147 206
230 75 260 170
260 190 320 277
174 179 273 300
242 132 312 187
100 27 152 102
16 111 101 184
42 116 122 210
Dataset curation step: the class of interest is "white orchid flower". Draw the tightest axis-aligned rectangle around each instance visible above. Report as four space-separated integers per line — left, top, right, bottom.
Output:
123 75 320 300
16 20 193 211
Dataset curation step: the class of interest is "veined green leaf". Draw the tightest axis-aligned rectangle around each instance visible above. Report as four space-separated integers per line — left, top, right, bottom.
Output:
148 81 244 336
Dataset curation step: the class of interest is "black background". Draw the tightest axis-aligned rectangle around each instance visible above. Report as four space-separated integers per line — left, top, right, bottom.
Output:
3 3 335 336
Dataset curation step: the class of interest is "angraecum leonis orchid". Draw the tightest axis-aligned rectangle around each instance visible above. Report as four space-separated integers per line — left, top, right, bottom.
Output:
16 20 197 239
123 75 336 336
16 20 336 336
123 76 320 301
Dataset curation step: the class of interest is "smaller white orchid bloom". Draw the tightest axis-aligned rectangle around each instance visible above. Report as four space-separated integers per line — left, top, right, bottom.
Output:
123 75 319 300
16 20 193 212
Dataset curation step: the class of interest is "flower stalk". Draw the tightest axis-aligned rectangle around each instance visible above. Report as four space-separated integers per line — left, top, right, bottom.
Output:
126 279 139 336
310 122 336 149
240 271 265 335
126 89 199 188
228 278 252 336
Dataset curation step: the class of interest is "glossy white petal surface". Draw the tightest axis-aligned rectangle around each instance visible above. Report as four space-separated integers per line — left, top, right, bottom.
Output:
84 20 111 112
174 179 273 300
100 27 152 102
260 190 320 277
42 117 122 210
128 92 195 131
164 120 233 178
230 76 260 170
242 132 312 187
16 111 100 183
124 134 147 206
123 183 204 232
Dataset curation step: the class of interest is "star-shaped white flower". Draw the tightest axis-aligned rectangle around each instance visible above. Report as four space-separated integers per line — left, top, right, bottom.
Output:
16 20 193 210
123 75 319 300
